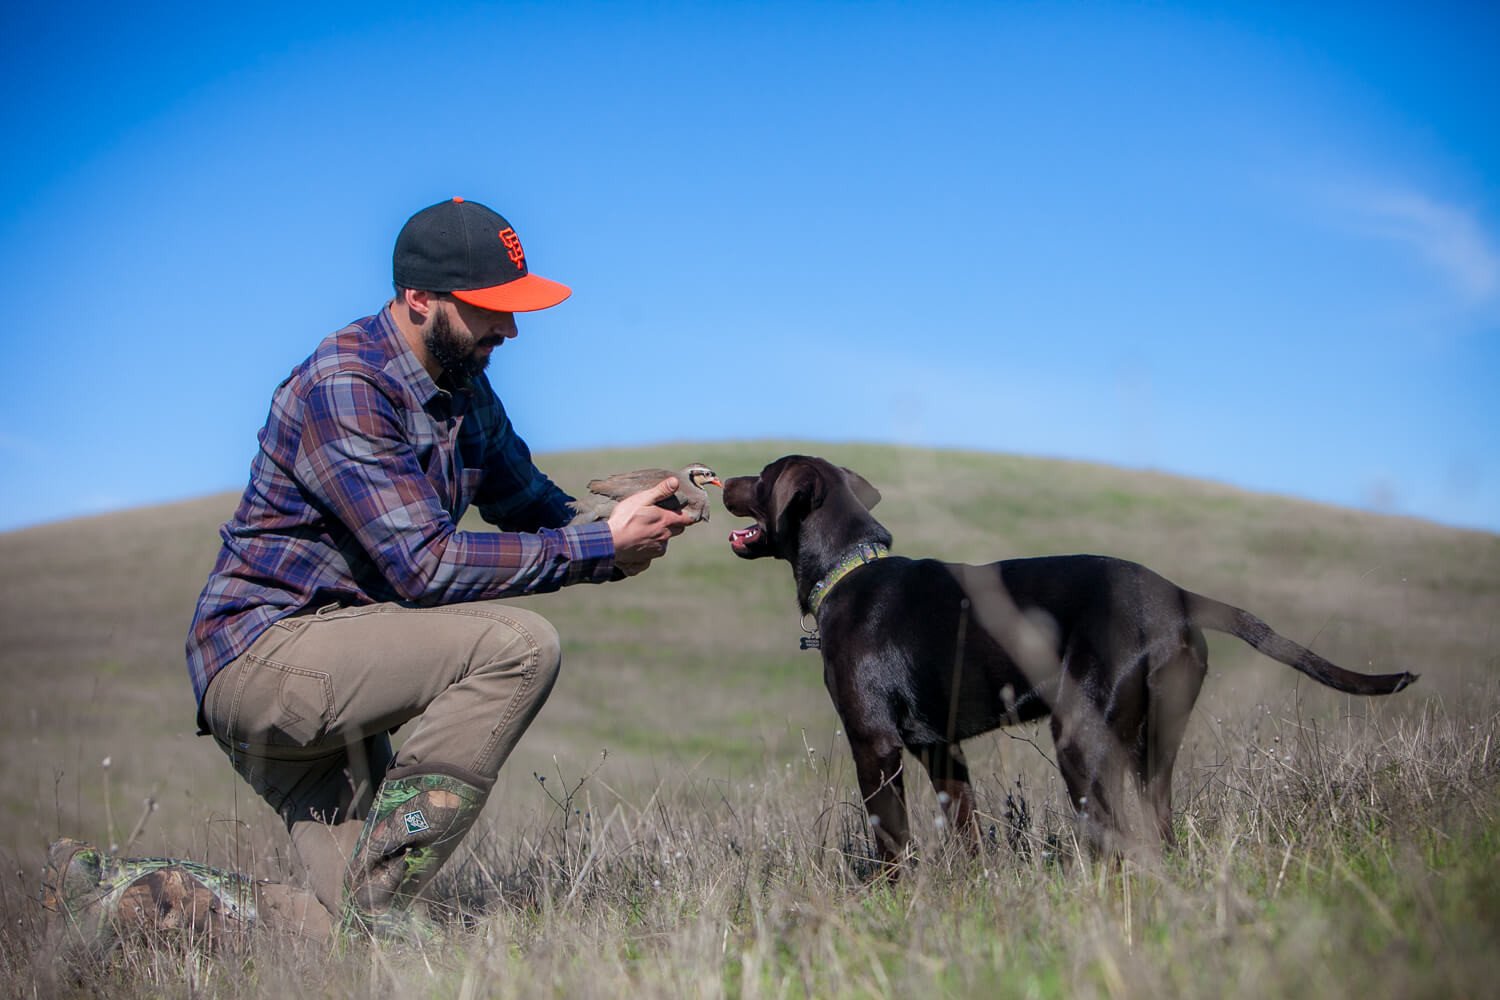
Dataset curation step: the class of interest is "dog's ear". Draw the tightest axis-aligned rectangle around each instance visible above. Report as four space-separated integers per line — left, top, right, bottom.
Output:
840 468 881 510
770 461 825 541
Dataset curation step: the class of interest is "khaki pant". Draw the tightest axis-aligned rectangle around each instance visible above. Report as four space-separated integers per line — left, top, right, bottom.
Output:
202 600 562 917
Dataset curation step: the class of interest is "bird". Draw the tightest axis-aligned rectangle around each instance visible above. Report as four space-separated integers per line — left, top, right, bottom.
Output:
567 463 723 525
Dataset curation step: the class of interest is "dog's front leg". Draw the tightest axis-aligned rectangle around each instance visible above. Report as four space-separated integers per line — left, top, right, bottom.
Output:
851 737 910 870
918 743 980 853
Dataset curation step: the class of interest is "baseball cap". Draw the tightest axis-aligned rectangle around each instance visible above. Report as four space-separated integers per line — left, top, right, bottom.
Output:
392 197 572 312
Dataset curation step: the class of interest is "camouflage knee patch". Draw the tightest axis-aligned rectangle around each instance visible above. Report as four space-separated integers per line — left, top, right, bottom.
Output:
343 772 486 934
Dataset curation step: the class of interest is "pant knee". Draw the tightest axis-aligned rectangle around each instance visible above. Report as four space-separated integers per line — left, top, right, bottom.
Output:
467 607 562 770
512 609 561 681
527 614 563 681
523 617 562 705
474 605 561 690
382 604 563 791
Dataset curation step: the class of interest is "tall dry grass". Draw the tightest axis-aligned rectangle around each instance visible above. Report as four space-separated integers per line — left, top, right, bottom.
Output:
5 688 1496 999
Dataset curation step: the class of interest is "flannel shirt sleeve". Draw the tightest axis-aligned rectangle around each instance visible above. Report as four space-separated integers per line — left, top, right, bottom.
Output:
295 373 615 603
471 399 577 531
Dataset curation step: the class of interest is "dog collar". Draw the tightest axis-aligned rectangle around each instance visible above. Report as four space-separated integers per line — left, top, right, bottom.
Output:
807 542 891 614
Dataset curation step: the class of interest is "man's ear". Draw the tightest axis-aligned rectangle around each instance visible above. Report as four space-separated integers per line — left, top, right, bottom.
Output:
841 468 881 509
397 287 440 323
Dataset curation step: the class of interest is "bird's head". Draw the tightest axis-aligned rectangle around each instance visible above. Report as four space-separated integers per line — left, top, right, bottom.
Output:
684 464 723 490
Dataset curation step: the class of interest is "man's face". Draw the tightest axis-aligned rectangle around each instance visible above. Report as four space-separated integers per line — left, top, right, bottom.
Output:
424 297 519 380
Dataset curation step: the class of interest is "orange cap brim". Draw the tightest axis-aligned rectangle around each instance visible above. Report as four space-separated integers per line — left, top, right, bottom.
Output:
452 273 572 313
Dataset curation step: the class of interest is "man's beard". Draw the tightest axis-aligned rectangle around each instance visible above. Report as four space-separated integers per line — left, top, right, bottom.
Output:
424 308 490 381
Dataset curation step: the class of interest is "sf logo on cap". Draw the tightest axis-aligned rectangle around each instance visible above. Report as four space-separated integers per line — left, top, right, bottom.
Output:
498 228 525 271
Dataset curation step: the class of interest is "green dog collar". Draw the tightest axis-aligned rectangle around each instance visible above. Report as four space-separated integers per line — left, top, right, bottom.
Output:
807 542 891 614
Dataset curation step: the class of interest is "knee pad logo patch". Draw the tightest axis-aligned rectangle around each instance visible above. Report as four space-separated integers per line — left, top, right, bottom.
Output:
403 810 431 836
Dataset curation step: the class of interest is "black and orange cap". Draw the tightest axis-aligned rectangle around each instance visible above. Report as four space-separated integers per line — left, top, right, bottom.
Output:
393 197 572 312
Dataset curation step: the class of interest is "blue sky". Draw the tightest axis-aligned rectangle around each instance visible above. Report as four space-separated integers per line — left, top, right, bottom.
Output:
2 1 1496 534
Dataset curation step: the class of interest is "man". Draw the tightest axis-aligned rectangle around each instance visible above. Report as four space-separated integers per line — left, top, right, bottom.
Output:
43 198 694 947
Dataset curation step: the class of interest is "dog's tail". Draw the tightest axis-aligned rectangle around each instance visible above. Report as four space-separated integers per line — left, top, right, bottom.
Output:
1184 591 1418 695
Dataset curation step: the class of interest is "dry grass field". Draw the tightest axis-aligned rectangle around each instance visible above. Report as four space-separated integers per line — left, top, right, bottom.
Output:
1 441 1496 998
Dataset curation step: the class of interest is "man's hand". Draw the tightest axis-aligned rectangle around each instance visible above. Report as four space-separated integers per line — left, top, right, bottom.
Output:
606 476 695 576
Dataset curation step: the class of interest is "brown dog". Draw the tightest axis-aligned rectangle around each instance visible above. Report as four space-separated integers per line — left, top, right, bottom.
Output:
722 455 1417 865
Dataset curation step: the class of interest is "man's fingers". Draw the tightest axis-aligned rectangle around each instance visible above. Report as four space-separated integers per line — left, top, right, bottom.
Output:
646 476 681 501
655 515 690 539
611 477 685 519
605 475 695 579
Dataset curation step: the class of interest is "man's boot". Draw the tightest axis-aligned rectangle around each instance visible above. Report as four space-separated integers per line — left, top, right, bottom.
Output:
40 838 258 959
341 769 487 943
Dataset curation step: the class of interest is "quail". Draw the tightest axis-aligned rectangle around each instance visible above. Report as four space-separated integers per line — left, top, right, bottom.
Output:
568 463 723 525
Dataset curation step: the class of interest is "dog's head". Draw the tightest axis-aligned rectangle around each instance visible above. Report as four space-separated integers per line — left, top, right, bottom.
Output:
723 455 885 564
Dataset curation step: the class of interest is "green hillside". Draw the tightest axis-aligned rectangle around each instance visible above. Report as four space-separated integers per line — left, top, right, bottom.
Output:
1 442 1496 997
2 441 1491 866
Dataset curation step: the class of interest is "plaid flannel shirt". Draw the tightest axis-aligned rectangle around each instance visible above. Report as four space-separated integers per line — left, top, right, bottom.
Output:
185 306 615 723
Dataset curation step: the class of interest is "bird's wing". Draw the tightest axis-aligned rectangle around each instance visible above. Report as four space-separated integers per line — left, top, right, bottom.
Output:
567 493 617 524
585 468 677 501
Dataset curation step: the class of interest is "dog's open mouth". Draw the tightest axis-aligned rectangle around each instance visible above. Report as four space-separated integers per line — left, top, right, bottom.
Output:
728 524 762 553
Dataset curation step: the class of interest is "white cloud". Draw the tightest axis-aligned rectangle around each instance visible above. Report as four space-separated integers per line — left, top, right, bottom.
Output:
1355 189 1500 304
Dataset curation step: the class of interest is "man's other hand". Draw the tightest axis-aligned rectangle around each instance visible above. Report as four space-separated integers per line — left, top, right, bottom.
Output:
607 477 694 576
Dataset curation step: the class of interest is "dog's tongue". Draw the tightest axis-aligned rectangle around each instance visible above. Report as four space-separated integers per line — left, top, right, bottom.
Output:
728 525 761 550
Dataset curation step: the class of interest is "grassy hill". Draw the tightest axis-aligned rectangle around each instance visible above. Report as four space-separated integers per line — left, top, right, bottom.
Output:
1 441 1496 997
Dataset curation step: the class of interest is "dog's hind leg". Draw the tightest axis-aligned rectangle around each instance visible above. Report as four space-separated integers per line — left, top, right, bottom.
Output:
917 743 980 852
1142 629 1208 846
1052 647 1130 855
1053 715 1127 856
849 735 911 868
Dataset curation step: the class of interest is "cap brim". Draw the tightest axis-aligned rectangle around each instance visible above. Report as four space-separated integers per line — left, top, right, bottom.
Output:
452 273 572 312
